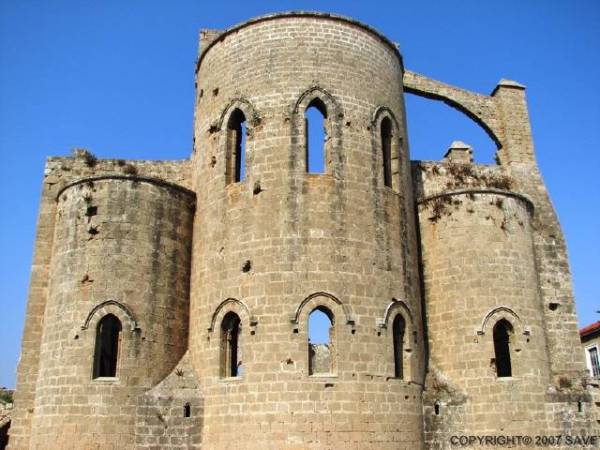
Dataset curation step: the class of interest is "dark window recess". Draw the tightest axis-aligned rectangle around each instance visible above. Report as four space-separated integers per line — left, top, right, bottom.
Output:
393 314 406 379
93 314 122 378
221 312 241 377
493 319 513 377
184 403 191 418
381 117 393 187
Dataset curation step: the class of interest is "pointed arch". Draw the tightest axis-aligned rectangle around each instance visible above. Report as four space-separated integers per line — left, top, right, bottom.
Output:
378 298 416 381
371 106 403 192
378 298 415 331
215 98 260 184
208 297 257 333
292 86 344 177
81 300 138 332
478 306 527 337
290 291 354 327
293 86 342 117
217 97 260 131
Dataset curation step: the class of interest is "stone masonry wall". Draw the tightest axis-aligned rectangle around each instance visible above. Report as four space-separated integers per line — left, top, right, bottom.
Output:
9 153 195 450
190 13 425 449
135 352 203 450
9 11 598 450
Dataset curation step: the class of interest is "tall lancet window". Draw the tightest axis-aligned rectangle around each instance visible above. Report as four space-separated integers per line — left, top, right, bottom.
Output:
381 117 393 187
305 98 327 173
393 314 406 379
493 319 513 377
93 314 122 378
221 312 242 377
226 109 247 183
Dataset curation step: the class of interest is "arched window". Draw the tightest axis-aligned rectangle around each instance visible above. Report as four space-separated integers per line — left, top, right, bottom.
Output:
308 306 334 375
226 109 247 184
183 402 191 418
493 319 513 377
305 98 327 173
93 314 122 378
220 312 241 377
392 314 406 379
381 117 393 188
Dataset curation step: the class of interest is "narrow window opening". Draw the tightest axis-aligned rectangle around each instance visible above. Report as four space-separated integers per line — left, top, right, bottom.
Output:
577 401 583 413
226 109 247 184
381 117 393 187
434 402 440 416
393 314 406 379
308 306 333 375
93 314 122 378
184 403 191 418
493 319 513 377
305 98 327 173
588 346 600 377
220 312 241 377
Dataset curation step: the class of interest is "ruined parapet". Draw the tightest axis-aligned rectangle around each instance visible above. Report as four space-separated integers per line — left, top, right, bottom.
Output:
20 162 195 450
416 158 552 440
8 152 194 450
413 144 596 444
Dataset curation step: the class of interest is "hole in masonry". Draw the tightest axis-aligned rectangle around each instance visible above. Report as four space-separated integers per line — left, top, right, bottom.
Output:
242 260 252 273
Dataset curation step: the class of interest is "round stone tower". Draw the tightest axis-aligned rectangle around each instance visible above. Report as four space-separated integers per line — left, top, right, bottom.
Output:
191 12 425 449
417 178 554 441
28 177 194 450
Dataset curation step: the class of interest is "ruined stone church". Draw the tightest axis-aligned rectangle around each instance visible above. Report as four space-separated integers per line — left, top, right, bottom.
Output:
8 12 598 450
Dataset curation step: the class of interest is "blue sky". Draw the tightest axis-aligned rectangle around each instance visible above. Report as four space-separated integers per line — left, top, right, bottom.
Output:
1 0 598 388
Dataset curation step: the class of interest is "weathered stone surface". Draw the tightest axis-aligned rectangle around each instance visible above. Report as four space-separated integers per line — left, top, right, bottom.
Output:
8 11 598 450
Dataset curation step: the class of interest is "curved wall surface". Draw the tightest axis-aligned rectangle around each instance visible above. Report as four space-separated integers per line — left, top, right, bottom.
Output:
29 177 194 450
418 190 553 441
190 13 425 449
